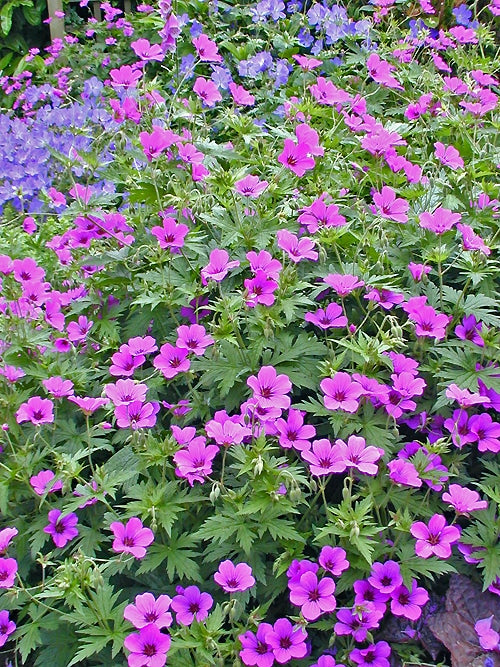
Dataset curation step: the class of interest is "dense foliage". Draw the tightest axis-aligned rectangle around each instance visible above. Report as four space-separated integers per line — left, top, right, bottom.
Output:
0 0 499 665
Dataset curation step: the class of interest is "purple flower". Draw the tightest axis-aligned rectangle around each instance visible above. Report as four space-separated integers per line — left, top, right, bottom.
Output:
434 142 464 169
289 571 336 620
442 484 488 514
214 560 255 593
410 514 461 559
154 344 190 378
110 517 154 559
247 366 292 410
114 401 160 429
193 77 222 107
368 560 402 595
201 248 240 284
42 376 74 398
30 470 63 495
16 396 54 425
171 585 213 624
305 303 347 329
0 528 17 555
321 373 363 413
151 217 189 250
301 439 345 476
335 435 383 475
275 409 315 451
43 510 79 548
124 592 173 629
68 396 110 415
298 197 346 233
323 273 364 296
105 379 148 406
276 229 318 262
318 546 349 576
390 580 429 621
244 271 278 307
455 314 484 347
387 459 422 488
335 605 384 642
239 622 274 667
176 324 214 356
474 616 500 651
277 139 316 177
123 624 171 667
350 641 391 667
419 207 461 234
266 618 308 664
0 559 17 588
371 186 409 223
174 437 219 486
0 610 16 647
235 175 267 197
469 413 500 453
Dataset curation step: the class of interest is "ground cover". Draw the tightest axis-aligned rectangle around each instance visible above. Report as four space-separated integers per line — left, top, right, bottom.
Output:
0 0 499 665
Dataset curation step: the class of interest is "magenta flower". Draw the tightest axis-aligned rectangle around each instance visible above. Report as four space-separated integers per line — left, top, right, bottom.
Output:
367 53 402 89
350 641 391 667
123 624 171 667
68 396 110 415
318 546 349 576
246 250 282 280
201 248 240 284
0 528 17 555
311 656 345 667
214 560 255 593
266 618 308 664
124 592 173 630
109 347 145 377
0 559 17 588
277 139 316 177
457 223 491 255
67 315 93 343
131 38 164 61
193 77 222 106
275 409 315 451
105 379 148 406
335 605 384 643
235 175 268 197
305 303 347 329
408 262 431 281
244 271 278 308
298 197 346 233
192 33 222 62
368 560 402 595
276 229 318 262
42 376 74 398
365 288 404 310
174 437 219 486
16 396 54 425
387 459 422 488
176 324 214 356
115 401 160 429
247 366 292 410
301 439 346 476
109 65 142 89
442 484 488 514
205 415 247 447
289 571 336 620
151 217 189 250
140 128 177 161
419 207 462 234
434 142 464 169
474 616 500 651
469 413 500 453
455 314 484 347
321 373 363 413
30 470 63 495
0 610 16 647
335 435 382 475
323 273 365 296
13 257 45 283
110 517 154 559
390 580 429 621
371 186 409 223
229 82 255 106
44 510 79 548
410 514 461 559
171 585 213 625
445 384 486 408
154 344 190 379
239 622 274 667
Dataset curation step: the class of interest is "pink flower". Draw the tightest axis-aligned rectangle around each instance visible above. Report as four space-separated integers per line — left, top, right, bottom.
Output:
277 139 316 177
350 640 391 667
44 510 79 548
408 262 431 281
105 379 148 406
140 128 178 161
109 347 145 377
0 528 17 555
321 373 363 413
371 186 409 223
30 470 63 495
419 207 461 234
214 560 255 593
366 53 403 89
323 273 365 296
474 616 500 651
201 248 240 284
335 435 383 475
235 175 268 197
390 580 429 621
387 459 422 488
192 33 222 62
110 517 154 559
298 197 346 233
441 484 488 515
68 396 110 415
301 439 346 476
0 559 17 588
410 514 461 559
246 251 281 280
239 622 274 667
244 271 278 307
305 303 347 329
123 624 171 667
229 82 255 106
174 437 219 485
176 324 214 356
469 413 500 453
289 571 336 620
115 401 160 429
153 344 190 379
266 618 307 664
151 217 189 250
171 586 213 624
131 38 164 61
368 561 402 595
247 366 292 410
434 142 464 169
42 376 74 398
293 54 323 70
193 77 222 107
318 546 349 576
124 592 173 629
0 610 16 647
16 396 54 425
275 409 315 451
457 223 491 255
276 229 318 262
109 65 142 89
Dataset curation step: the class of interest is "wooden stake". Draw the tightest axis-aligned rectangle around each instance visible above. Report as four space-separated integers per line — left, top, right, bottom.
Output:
47 0 65 41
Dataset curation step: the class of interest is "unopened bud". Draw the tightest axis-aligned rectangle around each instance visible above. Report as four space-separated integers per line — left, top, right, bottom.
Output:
254 455 264 476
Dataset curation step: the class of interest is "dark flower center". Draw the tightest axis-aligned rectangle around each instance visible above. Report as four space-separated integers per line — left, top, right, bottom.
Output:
188 602 200 614
54 521 65 534
279 637 292 649
143 643 157 657
144 611 158 622
226 578 238 589
308 588 320 602
122 536 135 546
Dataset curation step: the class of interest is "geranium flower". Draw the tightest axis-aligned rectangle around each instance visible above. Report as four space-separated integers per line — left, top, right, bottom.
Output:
229 82 255 106
244 271 278 307
0 610 16 647
390 580 429 621
44 510 78 548
214 560 255 593
192 33 222 62
16 397 54 425
298 197 346 233
171 586 213 624
151 217 189 250
124 592 173 629
153 344 190 378
173 437 219 486
301 439 346 476
289 571 336 620
368 560 402 595
114 401 160 429
350 640 391 667
323 273 365 296
321 373 363 412
235 175 268 197
30 470 63 495
193 77 222 106
434 141 464 169
277 139 316 177
410 514 460 558
247 366 292 410
371 186 409 223
131 38 164 61
176 324 214 356
0 529 17 556
318 546 349 576
419 207 461 234
266 618 308 664
201 248 240 284
239 622 274 667
105 379 148 406
305 303 347 329
123 624 171 667
42 376 74 398
275 409 315 450
110 517 154 559
441 484 488 515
